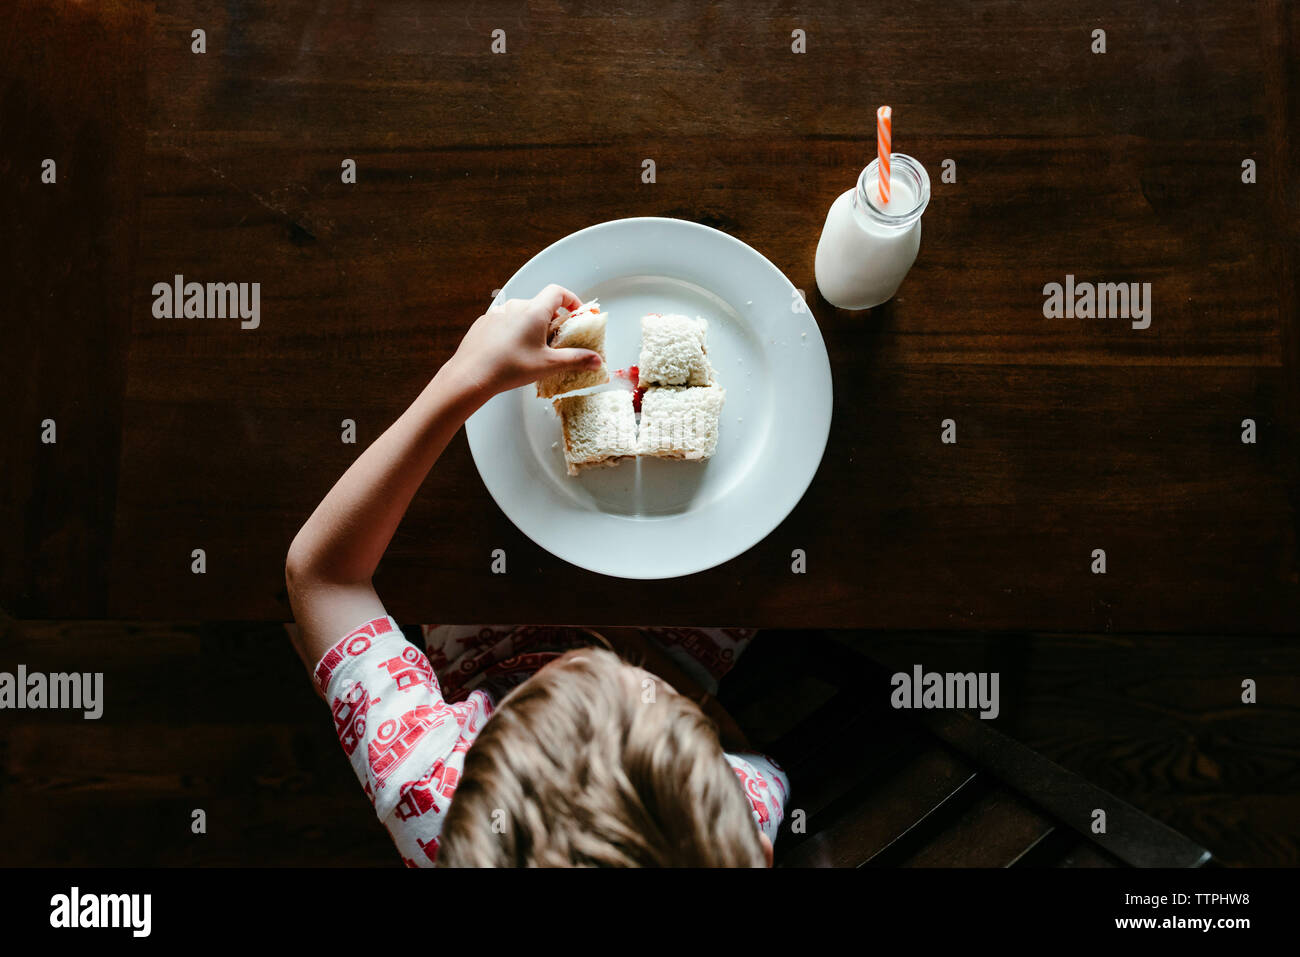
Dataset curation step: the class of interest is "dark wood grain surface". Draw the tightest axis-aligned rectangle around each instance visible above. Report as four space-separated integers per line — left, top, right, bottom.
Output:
2 0 1297 629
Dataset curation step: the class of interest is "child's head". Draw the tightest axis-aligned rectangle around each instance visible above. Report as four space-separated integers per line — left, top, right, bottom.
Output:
437 647 768 867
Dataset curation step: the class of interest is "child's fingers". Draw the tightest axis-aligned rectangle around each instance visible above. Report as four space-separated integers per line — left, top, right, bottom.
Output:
548 347 603 369
533 283 583 317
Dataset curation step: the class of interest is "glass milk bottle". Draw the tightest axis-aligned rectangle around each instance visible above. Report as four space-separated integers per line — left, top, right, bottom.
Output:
814 154 931 310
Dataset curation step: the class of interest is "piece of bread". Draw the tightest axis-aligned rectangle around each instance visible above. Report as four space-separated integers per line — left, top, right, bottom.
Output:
536 300 610 398
635 384 726 461
553 390 638 476
636 313 715 387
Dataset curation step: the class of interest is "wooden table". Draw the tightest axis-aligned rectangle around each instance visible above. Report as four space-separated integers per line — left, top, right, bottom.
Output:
3 0 1297 631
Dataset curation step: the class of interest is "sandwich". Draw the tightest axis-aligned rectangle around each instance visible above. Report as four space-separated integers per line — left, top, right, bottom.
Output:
552 389 638 475
536 299 610 398
635 384 726 461
636 313 715 387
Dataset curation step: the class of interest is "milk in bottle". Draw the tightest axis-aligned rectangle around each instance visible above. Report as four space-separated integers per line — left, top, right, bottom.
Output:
814 154 931 310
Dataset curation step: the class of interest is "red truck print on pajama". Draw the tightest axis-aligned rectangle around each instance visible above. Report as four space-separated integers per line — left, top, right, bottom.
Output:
393 758 460 821
378 646 438 694
732 765 770 826
368 704 454 788
332 680 373 757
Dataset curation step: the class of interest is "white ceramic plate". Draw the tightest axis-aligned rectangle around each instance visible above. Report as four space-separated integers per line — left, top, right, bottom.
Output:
465 217 833 579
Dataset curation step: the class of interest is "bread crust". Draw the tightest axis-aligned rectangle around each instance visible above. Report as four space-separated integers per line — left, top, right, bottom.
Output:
536 303 610 398
553 390 637 475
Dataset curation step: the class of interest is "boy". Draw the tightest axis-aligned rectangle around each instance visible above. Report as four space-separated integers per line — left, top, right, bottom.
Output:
286 284 789 866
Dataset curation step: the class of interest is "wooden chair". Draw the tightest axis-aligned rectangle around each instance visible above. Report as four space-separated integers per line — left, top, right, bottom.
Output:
716 630 1213 868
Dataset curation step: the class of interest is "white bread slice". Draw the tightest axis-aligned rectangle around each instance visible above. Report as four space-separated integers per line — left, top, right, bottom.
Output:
636 313 715 387
635 384 726 461
553 389 637 476
536 300 610 398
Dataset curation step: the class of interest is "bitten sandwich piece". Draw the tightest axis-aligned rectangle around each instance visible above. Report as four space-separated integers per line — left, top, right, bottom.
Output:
553 390 638 476
536 299 610 398
635 384 726 461
636 313 715 387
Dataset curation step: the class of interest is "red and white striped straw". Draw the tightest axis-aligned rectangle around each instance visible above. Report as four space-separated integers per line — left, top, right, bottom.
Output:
876 105 892 206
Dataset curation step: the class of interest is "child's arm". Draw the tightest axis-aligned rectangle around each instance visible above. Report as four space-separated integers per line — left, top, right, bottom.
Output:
285 284 601 674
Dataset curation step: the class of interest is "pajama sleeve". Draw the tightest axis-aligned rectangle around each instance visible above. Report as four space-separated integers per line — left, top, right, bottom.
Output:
313 615 494 867
724 751 791 845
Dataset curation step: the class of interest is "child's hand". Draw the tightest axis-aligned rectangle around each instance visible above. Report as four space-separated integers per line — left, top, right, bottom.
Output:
447 284 603 398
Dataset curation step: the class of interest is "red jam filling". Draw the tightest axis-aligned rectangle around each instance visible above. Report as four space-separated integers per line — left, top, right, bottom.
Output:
609 365 643 410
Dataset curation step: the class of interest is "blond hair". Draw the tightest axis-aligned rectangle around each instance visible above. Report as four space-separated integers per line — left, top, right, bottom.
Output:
436 647 766 867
